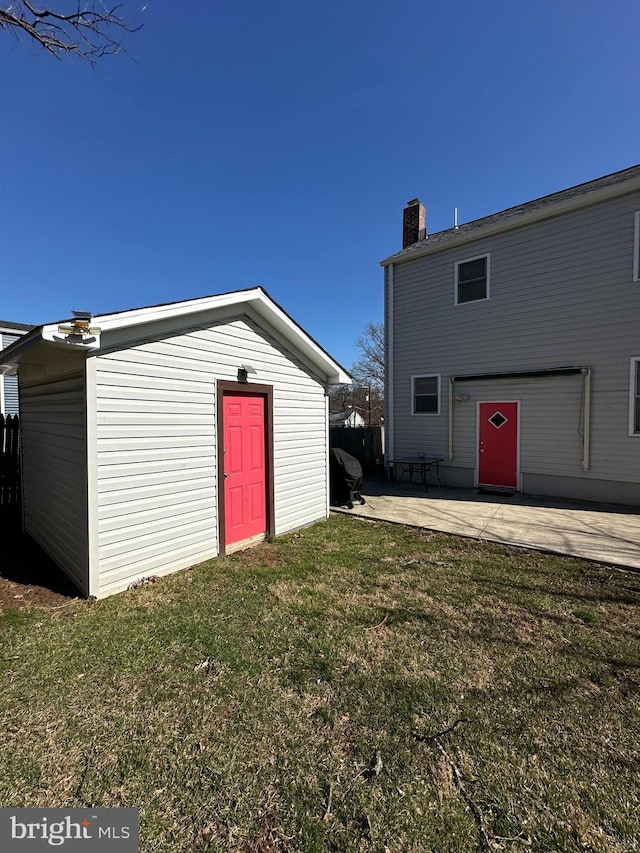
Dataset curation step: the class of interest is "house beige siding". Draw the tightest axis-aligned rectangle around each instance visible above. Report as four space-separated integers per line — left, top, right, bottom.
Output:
388 191 640 503
93 316 327 597
20 372 89 594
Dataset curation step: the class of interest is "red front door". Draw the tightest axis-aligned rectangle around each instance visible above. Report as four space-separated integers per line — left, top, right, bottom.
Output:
223 393 267 547
478 402 519 489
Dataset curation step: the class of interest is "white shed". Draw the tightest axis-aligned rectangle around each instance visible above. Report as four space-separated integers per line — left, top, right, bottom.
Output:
0 288 350 598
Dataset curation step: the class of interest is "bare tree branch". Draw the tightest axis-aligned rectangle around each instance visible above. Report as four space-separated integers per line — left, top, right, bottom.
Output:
328 323 386 425
328 381 384 427
0 2 141 63
351 321 385 388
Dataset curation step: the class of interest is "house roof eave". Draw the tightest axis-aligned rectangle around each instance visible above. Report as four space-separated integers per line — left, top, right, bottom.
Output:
0 329 90 375
0 321 35 335
380 163 640 267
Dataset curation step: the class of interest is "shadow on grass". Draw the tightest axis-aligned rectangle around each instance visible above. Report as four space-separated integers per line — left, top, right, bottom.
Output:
364 477 640 516
0 510 78 602
469 569 640 607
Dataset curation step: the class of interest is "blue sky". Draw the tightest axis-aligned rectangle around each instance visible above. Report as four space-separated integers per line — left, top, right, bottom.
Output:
1 0 639 370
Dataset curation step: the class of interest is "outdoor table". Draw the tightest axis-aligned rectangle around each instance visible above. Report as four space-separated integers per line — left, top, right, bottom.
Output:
389 457 443 492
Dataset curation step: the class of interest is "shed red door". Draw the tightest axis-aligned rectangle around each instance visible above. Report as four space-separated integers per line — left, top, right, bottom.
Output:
223 393 267 547
478 402 518 489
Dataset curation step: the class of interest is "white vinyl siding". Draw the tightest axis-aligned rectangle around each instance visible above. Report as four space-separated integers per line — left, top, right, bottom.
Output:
93 316 328 597
20 372 89 594
390 191 640 500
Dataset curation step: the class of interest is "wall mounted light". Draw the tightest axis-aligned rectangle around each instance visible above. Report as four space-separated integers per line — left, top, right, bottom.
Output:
237 364 257 384
454 394 470 402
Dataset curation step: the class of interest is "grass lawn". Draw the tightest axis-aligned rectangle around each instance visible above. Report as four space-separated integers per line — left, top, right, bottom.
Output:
1 514 639 852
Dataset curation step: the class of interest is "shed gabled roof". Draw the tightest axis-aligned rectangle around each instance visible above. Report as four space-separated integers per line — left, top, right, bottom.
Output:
382 162 640 266
0 287 351 385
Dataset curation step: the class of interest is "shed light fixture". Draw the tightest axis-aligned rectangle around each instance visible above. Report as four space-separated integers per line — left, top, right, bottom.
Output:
57 319 102 336
237 364 257 384
58 311 101 337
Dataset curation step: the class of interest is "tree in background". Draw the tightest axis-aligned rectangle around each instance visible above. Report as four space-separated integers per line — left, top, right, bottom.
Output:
329 322 385 426
351 321 384 389
328 382 384 427
0 2 140 63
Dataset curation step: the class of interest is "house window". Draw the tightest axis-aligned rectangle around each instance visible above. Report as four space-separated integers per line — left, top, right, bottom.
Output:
634 211 640 283
630 358 640 435
455 254 490 304
412 375 440 415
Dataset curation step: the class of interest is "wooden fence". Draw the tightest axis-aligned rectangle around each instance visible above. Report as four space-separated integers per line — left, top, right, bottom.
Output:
329 426 384 475
0 414 21 512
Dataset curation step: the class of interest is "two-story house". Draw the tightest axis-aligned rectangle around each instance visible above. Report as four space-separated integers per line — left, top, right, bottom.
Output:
382 164 640 505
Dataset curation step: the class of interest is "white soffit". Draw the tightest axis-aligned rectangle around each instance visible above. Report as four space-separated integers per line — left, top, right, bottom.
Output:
38 288 351 385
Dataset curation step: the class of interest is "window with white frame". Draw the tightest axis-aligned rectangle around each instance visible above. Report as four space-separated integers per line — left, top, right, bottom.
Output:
455 254 490 304
633 211 640 283
412 375 440 414
630 358 640 435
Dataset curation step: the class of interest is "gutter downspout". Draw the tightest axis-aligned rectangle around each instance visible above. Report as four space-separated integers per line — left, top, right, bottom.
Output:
448 377 454 460
582 367 591 471
325 391 330 518
86 356 100 598
386 263 394 471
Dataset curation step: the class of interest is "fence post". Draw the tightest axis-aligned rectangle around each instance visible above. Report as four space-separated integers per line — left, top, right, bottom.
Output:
329 425 384 475
0 414 21 513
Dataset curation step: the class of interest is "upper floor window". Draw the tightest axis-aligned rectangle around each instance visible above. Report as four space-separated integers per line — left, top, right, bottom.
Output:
455 254 490 304
633 211 639 283
630 358 640 435
412 375 440 415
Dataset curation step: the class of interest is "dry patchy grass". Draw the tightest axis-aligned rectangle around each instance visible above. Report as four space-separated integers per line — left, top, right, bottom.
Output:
1 515 639 852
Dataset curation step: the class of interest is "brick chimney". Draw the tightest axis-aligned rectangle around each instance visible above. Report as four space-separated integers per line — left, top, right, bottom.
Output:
402 198 426 248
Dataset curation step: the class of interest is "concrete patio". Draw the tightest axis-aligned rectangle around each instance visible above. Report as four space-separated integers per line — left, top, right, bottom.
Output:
333 478 640 570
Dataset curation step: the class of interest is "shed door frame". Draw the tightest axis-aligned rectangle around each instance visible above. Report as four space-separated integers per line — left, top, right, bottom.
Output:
217 380 275 556
475 400 521 490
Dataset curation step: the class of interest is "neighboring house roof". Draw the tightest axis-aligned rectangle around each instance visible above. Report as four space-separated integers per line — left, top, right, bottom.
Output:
329 410 364 425
381 162 640 266
0 321 35 336
0 287 351 385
